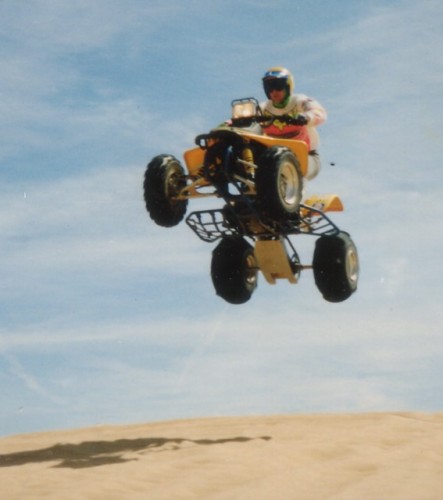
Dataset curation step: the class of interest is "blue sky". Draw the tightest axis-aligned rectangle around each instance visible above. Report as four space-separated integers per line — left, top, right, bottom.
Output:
1 0 442 436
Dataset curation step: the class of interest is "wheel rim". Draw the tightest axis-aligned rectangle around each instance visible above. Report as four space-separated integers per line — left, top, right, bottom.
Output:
278 161 300 208
243 252 257 288
346 247 359 286
165 165 183 199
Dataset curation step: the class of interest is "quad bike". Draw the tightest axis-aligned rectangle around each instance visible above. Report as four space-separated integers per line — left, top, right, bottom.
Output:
143 97 359 304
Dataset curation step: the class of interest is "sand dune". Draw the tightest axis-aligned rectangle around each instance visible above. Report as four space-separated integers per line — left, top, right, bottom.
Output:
1 413 443 499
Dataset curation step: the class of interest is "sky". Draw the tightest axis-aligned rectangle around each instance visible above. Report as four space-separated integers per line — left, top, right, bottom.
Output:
0 0 442 437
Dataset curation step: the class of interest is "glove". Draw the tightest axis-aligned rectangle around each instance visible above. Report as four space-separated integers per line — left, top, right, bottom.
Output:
291 114 309 126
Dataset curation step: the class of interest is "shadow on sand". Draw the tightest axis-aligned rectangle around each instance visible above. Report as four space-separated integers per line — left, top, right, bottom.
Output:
0 435 272 469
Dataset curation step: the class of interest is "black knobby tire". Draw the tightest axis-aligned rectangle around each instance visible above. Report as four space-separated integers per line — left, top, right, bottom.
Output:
143 155 188 227
211 237 258 304
255 146 303 221
313 232 359 302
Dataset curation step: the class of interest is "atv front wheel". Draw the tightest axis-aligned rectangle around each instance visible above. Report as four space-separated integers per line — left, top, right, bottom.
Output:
143 155 188 227
211 237 258 304
255 147 303 221
313 232 359 302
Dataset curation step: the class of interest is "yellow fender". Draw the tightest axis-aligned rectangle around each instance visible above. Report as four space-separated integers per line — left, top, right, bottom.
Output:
183 128 309 177
184 147 205 176
242 132 308 177
303 194 344 213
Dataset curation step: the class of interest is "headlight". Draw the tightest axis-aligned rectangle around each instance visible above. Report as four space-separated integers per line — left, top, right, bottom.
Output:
231 100 257 120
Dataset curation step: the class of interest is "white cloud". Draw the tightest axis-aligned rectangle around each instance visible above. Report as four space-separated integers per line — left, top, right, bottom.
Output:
0 0 209 169
2 351 66 404
0 165 211 312
1 1 175 51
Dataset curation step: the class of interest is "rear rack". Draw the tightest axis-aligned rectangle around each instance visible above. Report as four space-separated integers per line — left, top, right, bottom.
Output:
186 209 238 243
185 204 340 243
298 204 341 237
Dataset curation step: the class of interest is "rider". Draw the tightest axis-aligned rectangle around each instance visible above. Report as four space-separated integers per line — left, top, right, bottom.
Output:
260 67 327 180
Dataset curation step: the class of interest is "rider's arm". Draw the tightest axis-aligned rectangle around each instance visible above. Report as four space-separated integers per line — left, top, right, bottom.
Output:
298 95 327 127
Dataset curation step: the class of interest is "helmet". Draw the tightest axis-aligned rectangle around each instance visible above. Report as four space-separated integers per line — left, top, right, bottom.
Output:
262 67 294 99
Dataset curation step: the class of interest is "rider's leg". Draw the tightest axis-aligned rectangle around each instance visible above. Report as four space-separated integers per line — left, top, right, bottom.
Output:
306 150 321 180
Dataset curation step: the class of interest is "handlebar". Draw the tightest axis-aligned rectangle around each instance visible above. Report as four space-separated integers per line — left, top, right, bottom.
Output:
264 114 308 126
231 114 308 127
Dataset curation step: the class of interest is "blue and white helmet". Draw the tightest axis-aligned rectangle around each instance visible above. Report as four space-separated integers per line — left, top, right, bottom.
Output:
262 67 294 99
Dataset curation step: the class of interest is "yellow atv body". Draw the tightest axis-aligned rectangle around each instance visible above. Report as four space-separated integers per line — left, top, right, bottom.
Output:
143 97 358 304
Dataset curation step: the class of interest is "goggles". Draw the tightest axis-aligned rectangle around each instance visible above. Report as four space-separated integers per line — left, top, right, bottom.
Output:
263 78 287 94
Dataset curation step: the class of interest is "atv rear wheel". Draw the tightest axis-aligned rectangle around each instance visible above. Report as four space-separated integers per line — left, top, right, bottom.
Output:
211 237 258 304
143 155 188 227
255 147 303 221
313 232 359 302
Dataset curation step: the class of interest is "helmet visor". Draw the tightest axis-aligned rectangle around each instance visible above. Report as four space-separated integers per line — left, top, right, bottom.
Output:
263 78 287 95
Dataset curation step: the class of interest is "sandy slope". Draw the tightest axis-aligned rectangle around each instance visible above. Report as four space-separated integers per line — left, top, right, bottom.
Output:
1 413 442 499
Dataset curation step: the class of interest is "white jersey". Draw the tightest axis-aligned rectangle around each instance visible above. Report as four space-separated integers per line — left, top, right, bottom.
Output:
260 94 327 150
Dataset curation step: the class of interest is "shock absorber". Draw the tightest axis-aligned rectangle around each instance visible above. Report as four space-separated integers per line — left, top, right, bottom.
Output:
242 144 254 176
